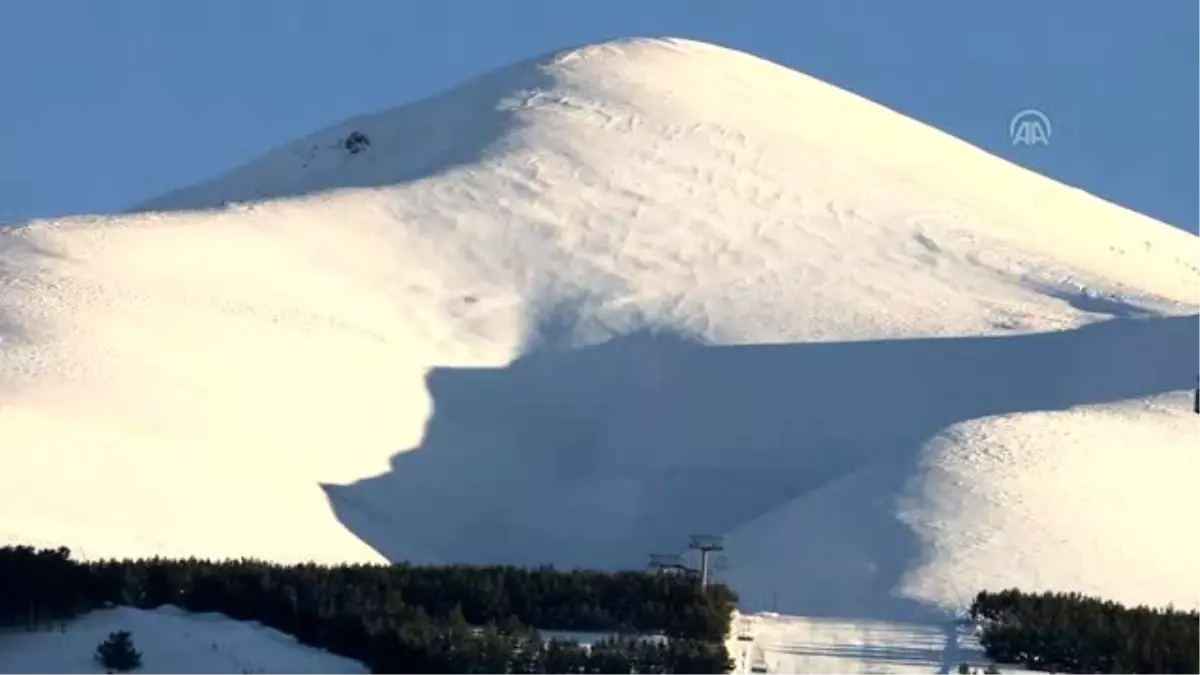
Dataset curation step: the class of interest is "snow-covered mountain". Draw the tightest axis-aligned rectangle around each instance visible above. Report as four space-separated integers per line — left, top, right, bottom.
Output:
2 36 1196 633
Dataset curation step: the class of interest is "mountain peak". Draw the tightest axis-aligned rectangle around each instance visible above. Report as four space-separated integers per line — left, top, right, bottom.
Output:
3 39 1196 627
137 36 804 213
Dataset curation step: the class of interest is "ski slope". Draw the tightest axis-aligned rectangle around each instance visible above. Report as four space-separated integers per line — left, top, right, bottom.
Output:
1 36 1197 672
0 606 365 674
725 611 1040 675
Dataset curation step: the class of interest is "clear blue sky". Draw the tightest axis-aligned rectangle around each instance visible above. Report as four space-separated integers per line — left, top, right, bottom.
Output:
1 0 1196 231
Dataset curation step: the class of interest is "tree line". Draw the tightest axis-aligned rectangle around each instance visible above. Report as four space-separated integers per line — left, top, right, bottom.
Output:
968 588 1198 674
0 545 735 673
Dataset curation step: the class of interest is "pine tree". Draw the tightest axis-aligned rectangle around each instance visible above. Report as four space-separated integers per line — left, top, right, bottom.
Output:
95 630 142 673
448 603 471 635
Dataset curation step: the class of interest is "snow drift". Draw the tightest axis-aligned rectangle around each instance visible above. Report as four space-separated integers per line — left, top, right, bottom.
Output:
1 37 1196 628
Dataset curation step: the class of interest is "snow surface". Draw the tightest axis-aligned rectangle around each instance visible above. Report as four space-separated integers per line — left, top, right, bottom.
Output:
0 606 366 674
1 36 1198 672
725 611 1035 675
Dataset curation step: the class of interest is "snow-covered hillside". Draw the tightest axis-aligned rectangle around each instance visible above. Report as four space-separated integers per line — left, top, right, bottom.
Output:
1 34 1196 650
724 610 1040 675
0 606 366 674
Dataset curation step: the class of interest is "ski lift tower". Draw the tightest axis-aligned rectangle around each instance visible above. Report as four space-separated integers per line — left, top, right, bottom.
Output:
688 535 725 590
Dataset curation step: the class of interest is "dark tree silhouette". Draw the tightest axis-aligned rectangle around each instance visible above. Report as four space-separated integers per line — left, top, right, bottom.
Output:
95 630 142 673
1 545 734 673
970 588 1197 674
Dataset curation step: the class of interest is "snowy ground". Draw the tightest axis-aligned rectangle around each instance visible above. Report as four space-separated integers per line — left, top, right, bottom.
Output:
0 606 366 674
1 36 1197 674
725 611 1033 675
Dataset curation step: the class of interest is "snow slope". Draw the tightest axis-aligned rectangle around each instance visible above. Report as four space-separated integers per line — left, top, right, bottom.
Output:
725 611 1037 675
0 606 366 674
1 34 1197 655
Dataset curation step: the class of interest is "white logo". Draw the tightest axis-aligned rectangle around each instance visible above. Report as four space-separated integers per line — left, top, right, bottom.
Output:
1009 109 1051 146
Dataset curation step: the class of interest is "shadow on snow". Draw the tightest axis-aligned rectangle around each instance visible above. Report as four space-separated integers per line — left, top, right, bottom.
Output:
323 310 1198 624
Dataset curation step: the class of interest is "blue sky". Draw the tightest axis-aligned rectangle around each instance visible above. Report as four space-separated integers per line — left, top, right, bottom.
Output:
1 0 1196 231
